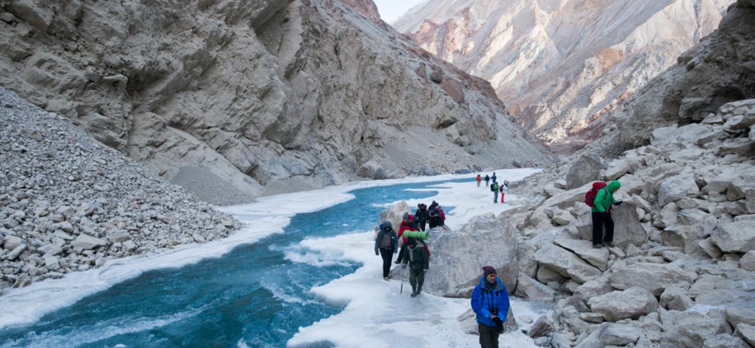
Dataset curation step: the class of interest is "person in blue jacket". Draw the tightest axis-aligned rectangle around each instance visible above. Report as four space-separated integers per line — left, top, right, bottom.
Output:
471 266 510 348
374 221 398 280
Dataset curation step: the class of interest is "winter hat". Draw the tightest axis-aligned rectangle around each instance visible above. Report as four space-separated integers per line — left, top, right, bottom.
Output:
482 266 496 277
381 221 392 230
403 212 410 221
407 237 417 246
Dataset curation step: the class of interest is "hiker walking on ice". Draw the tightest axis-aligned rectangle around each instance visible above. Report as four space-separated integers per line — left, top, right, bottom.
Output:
491 172 497 183
491 181 499 203
374 221 397 280
484 174 490 187
401 238 429 297
476 174 482 187
471 266 510 348
591 180 623 248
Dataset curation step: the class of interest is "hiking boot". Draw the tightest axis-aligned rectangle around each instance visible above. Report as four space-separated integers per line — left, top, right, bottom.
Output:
604 241 614 248
417 284 422 295
383 276 389 281
593 244 603 249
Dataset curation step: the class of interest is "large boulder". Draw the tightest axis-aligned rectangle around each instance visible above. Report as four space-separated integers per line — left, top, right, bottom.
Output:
588 287 658 322
422 213 519 297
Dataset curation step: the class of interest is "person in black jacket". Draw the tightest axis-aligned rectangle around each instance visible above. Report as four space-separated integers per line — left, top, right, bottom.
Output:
401 238 429 297
374 221 397 280
414 203 429 231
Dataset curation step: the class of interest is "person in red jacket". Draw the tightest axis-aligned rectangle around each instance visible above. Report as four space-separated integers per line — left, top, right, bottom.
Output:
395 213 418 264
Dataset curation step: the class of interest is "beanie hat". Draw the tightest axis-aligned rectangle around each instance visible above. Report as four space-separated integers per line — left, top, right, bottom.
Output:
407 237 417 246
403 212 410 220
483 266 496 277
381 221 392 230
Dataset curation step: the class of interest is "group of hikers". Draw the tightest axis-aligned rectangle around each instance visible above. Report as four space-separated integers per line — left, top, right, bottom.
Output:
374 201 445 297
374 199 511 348
476 172 508 203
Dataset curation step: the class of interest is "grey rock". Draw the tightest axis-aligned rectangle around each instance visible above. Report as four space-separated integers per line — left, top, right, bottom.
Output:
588 287 658 322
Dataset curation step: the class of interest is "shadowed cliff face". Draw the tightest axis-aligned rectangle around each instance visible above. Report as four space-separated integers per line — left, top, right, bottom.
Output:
0 0 552 204
615 1 755 148
394 0 731 151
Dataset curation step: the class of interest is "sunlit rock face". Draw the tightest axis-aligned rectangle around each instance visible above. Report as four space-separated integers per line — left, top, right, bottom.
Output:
0 0 553 204
394 0 730 150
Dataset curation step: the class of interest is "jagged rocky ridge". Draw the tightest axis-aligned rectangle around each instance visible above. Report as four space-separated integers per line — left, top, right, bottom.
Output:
0 87 237 292
0 0 552 205
393 0 731 152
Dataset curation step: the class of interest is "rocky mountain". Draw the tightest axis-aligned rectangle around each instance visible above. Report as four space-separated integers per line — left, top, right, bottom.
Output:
394 0 731 152
0 0 553 205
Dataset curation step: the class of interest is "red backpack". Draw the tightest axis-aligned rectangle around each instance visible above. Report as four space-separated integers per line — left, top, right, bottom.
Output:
585 182 607 208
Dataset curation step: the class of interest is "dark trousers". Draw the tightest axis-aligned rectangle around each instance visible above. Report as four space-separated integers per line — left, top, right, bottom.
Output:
409 266 425 288
479 323 500 348
592 212 614 246
379 247 393 277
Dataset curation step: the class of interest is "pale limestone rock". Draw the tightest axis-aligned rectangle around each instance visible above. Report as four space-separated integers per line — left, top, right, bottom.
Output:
603 159 631 181
588 287 658 322
534 243 602 284
6 243 27 260
657 171 699 207
3 235 22 250
422 213 519 297
712 218 755 253
660 284 694 311
71 234 107 250
727 307 755 328
661 311 732 348
608 262 696 296
553 237 608 271
703 334 751 348
740 251 755 271
514 272 555 302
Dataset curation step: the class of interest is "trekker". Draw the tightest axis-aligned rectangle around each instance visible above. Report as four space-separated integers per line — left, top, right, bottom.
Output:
401 238 429 297
427 202 445 229
374 221 397 280
484 175 490 187
476 174 482 187
491 172 497 183
471 266 510 348
591 180 623 248
415 203 429 231
499 183 505 203
491 181 499 203
395 213 419 264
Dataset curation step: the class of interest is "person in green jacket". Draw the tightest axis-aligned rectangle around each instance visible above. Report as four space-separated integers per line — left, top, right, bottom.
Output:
592 180 623 248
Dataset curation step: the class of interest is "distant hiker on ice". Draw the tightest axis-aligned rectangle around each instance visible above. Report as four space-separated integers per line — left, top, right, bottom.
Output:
471 266 510 348
374 221 397 281
499 182 506 203
491 172 497 183
401 238 429 297
484 174 490 187
491 181 499 203
476 174 482 187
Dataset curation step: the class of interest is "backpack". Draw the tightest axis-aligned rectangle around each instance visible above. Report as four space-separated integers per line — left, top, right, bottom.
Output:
490 183 498 192
585 182 607 208
438 207 445 220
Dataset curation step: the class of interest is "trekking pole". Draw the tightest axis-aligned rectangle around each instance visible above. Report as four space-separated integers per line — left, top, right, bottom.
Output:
400 266 405 294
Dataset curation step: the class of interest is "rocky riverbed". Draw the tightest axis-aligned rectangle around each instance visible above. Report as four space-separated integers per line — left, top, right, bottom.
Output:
0 87 239 293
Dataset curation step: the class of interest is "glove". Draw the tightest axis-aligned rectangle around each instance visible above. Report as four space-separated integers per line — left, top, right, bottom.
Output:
614 201 623 206
375 250 379 256
492 317 504 333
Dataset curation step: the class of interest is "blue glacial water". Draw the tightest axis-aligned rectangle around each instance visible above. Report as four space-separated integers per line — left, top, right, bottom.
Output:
0 179 465 348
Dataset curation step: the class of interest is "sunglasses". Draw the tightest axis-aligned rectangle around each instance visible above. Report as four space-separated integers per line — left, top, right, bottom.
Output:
486 274 497 278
